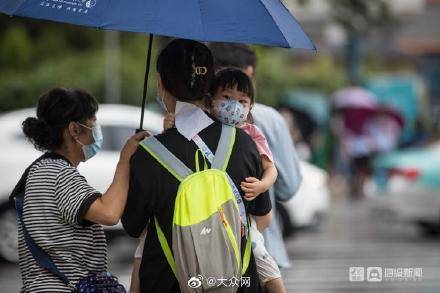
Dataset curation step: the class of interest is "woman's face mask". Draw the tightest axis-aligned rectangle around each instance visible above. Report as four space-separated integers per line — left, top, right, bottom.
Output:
76 122 103 161
212 99 249 126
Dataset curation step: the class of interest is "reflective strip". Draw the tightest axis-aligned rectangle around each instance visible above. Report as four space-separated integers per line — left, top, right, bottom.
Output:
192 129 249 238
154 217 177 277
212 125 236 171
242 218 252 274
140 137 193 182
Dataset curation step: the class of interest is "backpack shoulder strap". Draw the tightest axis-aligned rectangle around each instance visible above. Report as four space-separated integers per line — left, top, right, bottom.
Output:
140 136 193 182
211 125 236 171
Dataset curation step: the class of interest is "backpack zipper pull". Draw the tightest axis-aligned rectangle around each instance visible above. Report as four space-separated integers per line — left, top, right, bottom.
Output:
219 208 228 226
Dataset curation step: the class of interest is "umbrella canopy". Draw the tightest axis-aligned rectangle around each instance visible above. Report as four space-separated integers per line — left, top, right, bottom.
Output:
333 87 379 110
281 90 330 126
0 0 315 49
1 0 316 130
341 106 404 135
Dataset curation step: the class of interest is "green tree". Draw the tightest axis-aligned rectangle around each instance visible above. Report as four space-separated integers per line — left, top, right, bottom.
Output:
328 0 393 82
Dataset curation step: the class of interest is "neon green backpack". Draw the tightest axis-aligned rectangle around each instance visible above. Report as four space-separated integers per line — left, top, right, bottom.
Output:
140 125 251 292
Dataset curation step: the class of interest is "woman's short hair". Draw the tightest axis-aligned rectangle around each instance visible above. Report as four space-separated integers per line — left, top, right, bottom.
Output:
22 88 99 151
156 39 214 102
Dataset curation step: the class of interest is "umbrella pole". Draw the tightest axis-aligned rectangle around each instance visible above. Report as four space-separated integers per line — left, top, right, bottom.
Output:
137 33 154 132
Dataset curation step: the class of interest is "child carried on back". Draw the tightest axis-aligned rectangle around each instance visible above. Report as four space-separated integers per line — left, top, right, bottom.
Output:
132 68 286 293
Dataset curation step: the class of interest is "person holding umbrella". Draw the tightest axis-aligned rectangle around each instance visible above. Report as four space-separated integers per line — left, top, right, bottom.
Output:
122 39 272 293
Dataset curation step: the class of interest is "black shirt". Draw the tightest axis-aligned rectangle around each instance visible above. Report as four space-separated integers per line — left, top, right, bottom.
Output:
122 120 272 293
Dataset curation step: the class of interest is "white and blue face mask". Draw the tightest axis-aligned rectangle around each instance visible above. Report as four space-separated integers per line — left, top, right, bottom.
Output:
212 99 249 126
76 122 103 162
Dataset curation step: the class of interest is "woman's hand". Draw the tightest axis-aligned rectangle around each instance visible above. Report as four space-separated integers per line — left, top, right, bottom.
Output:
163 114 176 131
87 131 149 226
120 131 149 163
240 177 267 201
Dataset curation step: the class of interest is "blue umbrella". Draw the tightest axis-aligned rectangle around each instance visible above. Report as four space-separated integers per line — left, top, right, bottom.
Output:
1 0 316 129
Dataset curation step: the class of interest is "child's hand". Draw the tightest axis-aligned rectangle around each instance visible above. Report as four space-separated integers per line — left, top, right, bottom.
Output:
240 177 267 201
163 114 175 131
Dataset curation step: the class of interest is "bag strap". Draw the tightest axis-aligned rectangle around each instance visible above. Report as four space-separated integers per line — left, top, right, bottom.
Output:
154 217 178 277
212 125 236 170
15 195 74 288
139 136 193 182
13 153 75 289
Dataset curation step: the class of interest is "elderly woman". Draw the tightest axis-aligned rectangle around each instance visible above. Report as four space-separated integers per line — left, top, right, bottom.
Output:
122 39 272 293
12 88 147 292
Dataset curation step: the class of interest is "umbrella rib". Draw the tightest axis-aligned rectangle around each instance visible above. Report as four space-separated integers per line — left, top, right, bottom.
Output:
259 0 316 50
196 0 205 39
257 0 291 48
5 0 27 16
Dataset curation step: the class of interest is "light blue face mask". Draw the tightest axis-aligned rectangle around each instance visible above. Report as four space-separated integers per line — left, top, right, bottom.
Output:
77 123 103 161
212 99 249 126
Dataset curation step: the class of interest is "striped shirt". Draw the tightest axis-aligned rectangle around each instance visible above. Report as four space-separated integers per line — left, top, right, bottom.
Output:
18 156 107 292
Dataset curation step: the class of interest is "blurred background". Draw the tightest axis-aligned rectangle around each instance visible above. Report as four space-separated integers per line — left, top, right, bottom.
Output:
0 0 439 292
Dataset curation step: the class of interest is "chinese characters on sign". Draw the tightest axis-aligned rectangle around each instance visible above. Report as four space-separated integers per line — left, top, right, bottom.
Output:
187 275 251 289
349 267 423 282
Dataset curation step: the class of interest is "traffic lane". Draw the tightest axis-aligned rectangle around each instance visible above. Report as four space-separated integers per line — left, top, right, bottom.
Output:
282 198 440 293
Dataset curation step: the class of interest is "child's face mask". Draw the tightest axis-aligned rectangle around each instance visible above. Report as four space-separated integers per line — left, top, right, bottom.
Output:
212 99 249 126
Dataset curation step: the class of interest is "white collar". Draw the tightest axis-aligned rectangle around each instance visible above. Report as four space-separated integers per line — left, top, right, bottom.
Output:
174 101 214 140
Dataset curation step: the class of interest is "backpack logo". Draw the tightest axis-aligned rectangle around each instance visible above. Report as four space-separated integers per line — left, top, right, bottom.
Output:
200 227 212 236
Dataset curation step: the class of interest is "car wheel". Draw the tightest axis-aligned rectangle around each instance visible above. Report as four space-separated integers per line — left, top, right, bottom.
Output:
0 206 18 263
276 202 294 238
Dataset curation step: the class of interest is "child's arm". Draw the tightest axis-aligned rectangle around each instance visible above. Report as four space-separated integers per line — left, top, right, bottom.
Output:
240 156 278 201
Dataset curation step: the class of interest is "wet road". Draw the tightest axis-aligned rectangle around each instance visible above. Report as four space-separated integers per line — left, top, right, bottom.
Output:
282 198 440 293
1 198 439 292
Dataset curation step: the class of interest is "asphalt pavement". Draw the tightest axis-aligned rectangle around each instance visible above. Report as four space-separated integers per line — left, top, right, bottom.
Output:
1 197 439 293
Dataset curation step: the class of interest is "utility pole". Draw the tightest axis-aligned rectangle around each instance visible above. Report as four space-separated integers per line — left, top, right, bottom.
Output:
105 30 121 104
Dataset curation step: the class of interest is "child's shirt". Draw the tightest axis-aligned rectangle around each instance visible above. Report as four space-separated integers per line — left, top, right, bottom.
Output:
239 123 274 162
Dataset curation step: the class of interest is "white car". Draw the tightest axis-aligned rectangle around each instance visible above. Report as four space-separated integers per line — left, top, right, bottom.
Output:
277 160 330 236
0 104 163 262
366 141 440 235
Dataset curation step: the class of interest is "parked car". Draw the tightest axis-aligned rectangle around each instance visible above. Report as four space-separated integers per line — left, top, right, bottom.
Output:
0 104 163 262
277 160 330 237
366 141 440 235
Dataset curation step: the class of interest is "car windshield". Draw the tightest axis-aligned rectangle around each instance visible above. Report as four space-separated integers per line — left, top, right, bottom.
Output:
101 125 157 151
